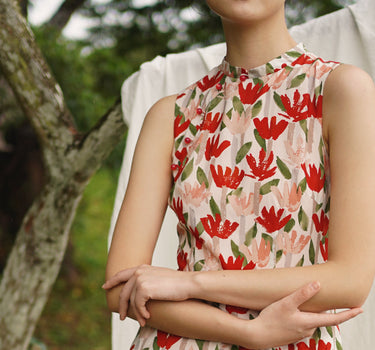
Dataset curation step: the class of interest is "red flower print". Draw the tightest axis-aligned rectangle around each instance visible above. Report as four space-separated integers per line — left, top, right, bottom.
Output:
297 339 332 350
239 81 270 105
246 149 277 181
177 250 188 271
279 90 312 122
219 254 255 270
225 304 249 314
198 112 222 133
210 165 245 189
174 114 190 137
197 71 224 92
157 330 181 349
312 210 329 236
189 225 204 249
291 54 316 66
313 94 323 120
173 147 188 180
256 206 292 233
301 163 325 193
176 92 186 99
320 238 329 261
205 134 231 160
201 213 239 239
253 116 288 140
171 197 186 224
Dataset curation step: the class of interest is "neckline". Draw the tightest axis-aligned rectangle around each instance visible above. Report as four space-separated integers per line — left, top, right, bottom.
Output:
220 42 306 79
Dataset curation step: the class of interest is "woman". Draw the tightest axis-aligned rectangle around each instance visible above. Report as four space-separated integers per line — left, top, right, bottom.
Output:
103 1 375 349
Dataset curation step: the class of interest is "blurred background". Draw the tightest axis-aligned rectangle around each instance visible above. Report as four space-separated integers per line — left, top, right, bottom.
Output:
0 0 356 349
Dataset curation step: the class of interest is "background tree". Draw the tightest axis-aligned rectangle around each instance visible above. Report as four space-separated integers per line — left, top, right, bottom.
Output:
0 0 355 349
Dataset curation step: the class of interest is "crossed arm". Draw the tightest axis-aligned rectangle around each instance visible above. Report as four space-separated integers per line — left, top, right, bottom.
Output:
105 65 375 349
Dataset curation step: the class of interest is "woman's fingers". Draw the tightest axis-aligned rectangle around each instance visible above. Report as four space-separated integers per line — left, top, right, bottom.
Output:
283 282 321 309
118 277 136 320
304 307 363 329
103 267 137 289
130 287 147 327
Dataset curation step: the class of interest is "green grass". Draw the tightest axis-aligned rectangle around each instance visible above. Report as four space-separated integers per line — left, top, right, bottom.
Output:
33 167 120 350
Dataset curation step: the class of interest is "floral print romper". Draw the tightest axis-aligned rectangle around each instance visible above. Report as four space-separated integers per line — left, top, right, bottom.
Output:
131 43 342 350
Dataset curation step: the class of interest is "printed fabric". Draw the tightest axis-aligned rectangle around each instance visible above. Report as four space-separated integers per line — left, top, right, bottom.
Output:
131 43 342 350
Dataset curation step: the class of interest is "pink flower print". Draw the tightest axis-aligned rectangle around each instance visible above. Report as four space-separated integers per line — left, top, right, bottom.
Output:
228 191 256 216
271 182 302 212
201 237 222 271
313 210 329 236
279 90 312 122
197 71 224 92
205 134 231 160
177 182 211 208
256 206 292 233
284 135 306 166
184 96 201 121
253 116 288 140
320 238 329 262
240 238 271 268
174 114 190 137
223 109 252 135
198 112 222 133
239 81 270 105
276 230 310 255
301 163 325 193
263 68 292 89
171 197 186 224
246 148 277 181
211 165 245 189
201 213 239 239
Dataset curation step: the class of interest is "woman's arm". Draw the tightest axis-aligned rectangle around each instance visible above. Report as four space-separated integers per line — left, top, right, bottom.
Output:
106 65 375 317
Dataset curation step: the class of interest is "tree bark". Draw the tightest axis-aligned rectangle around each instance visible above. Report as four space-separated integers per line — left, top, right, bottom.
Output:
0 1 127 349
46 0 86 31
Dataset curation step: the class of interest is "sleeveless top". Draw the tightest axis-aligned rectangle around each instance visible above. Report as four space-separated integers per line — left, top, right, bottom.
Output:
131 43 342 350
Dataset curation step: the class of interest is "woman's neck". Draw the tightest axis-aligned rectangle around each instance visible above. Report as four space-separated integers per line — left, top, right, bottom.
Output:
222 10 296 69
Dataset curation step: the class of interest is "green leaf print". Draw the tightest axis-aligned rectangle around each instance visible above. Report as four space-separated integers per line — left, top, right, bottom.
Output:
252 100 263 118
289 73 306 89
196 340 204 350
245 223 258 246
273 91 286 112
197 167 209 188
298 177 307 193
181 159 194 181
253 78 264 87
296 255 304 267
233 96 245 114
284 218 295 233
209 197 221 217
194 260 205 271
196 221 204 235
299 119 308 140
175 104 182 118
153 337 159 350
276 156 292 179
207 96 222 112
276 250 283 264
319 137 324 164
325 198 330 213
254 129 267 151
266 62 274 74
309 240 315 265
262 233 273 248
231 345 239 350
298 206 309 231
285 50 302 58
315 82 323 98
228 187 243 198
336 339 343 350
189 123 197 136
313 327 321 342
236 142 252 164
231 240 240 258
175 135 184 151
326 326 333 338
259 179 280 195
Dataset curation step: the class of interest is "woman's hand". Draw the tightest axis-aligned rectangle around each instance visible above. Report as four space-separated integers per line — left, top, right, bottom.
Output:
103 265 194 325
248 282 363 349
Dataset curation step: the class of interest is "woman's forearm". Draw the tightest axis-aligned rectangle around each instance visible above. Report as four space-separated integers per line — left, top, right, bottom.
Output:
190 261 371 312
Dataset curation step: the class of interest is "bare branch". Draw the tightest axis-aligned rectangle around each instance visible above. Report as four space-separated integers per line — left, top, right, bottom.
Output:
46 0 86 31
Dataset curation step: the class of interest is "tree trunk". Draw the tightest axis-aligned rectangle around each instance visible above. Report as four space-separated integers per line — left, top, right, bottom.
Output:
0 1 127 349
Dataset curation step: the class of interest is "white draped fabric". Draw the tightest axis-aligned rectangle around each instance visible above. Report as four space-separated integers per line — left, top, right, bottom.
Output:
108 1 375 348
